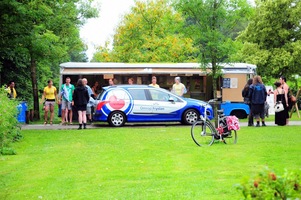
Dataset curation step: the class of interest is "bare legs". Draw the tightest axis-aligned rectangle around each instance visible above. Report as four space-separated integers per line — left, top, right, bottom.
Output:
44 105 54 125
255 117 266 127
62 108 66 124
44 106 48 124
61 108 73 125
69 109 73 124
78 110 87 129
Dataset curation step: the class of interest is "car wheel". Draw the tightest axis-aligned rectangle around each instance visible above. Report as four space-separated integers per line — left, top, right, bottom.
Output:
182 109 199 125
108 111 126 127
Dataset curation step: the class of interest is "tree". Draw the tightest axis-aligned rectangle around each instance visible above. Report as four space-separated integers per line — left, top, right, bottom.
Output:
92 0 198 62
237 0 301 81
174 0 253 125
0 0 98 119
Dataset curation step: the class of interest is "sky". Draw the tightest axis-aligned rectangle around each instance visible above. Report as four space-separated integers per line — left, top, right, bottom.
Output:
80 0 136 61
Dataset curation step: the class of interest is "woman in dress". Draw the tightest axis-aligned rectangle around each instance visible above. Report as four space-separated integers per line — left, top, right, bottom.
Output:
72 79 90 129
274 81 289 126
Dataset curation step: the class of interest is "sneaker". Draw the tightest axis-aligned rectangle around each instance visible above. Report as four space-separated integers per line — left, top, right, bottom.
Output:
262 123 266 127
248 124 254 127
256 124 260 127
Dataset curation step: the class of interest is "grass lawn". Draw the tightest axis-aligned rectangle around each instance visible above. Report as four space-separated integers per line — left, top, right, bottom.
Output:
29 103 301 125
1 125 301 199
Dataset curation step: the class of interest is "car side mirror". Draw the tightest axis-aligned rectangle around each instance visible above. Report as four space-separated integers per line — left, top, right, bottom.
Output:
168 97 175 103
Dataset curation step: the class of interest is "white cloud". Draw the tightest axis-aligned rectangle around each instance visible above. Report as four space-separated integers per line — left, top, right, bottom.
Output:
80 0 136 61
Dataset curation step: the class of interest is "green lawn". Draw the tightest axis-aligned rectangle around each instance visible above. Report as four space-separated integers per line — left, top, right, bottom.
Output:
1 125 301 199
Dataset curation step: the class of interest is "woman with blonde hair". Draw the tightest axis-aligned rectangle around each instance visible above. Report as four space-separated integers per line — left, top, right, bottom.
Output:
248 75 267 127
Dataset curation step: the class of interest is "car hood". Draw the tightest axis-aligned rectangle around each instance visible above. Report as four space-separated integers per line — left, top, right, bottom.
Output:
183 97 209 107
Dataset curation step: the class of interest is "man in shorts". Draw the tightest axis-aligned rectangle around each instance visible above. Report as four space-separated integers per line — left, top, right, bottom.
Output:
60 77 75 125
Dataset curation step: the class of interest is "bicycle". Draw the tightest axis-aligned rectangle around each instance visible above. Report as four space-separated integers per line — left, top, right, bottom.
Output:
191 99 238 146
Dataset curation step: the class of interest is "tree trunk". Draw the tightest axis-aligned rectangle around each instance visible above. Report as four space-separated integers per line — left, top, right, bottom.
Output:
211 62 218 128
30 55 40 120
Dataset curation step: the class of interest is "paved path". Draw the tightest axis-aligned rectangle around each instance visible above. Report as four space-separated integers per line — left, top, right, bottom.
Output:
21 121 301 130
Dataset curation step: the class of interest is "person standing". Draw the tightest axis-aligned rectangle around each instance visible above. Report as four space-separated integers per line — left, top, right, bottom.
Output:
6 81 17 99
248 76 267 127
82 78 94 123
41 80 59 125
172 77 186 96
72 79 89 129
242 78 253 126
149 76 160 88
274 81 289 126
60 77 75 125
92 81 100 97
279 76 290 124
108 78 116 86
128 77 134 85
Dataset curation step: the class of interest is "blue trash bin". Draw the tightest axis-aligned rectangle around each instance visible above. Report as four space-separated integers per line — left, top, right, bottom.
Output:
17 101 27 123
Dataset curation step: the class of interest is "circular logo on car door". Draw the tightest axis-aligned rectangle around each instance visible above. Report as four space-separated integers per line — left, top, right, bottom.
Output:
101 88 133 116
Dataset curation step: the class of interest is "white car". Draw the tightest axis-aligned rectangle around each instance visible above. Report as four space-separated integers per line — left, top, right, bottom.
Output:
93 85 214 127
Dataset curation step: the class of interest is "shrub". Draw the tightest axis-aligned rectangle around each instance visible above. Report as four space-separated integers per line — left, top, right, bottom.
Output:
0 86 22 155
237 168 301 199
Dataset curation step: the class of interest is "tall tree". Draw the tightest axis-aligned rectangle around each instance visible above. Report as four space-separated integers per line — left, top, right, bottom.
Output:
93 0 198 62
174 0 252 124
237 0 301 80
0 0 98 119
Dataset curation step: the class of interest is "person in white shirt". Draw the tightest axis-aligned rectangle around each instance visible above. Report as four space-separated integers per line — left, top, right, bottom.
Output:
172 77 186 96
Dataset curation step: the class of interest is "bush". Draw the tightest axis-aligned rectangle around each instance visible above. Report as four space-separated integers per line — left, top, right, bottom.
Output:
237 168 301 199
0 86 22 155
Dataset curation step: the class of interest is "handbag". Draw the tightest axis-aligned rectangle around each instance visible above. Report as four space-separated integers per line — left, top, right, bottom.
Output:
274 101 284 112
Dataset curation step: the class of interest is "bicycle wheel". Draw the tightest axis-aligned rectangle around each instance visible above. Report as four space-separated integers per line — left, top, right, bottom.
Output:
223 130 237 144
191 120 215 146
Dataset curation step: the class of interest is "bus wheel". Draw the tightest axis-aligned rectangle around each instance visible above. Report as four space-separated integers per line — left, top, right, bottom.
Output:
231 110 247 119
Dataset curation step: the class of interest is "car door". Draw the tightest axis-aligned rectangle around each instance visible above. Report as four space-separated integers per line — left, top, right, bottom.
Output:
147 88 186 120
127 88 154 122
